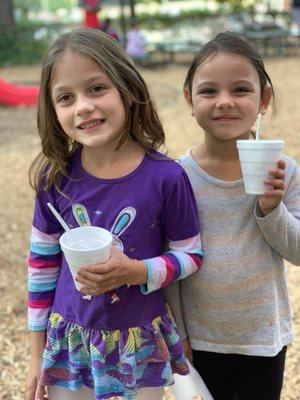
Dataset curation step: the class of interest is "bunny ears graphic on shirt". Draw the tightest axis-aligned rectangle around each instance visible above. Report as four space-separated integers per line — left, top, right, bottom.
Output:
72 203 136 252
111 207 136 251
72 204 91 227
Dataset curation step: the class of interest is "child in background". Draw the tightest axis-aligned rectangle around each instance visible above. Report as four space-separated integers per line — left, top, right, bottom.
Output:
165 32 300 400
291 0 300 34
25 28 203 400
126 19 147 66
78 0 101 30
102 18 119 41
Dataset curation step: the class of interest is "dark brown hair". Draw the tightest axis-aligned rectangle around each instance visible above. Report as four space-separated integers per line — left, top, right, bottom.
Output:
29 28 165 192
184 31 274 100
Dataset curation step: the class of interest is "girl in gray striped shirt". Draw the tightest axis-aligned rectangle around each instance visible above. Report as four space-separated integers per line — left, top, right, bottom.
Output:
165 32 300 400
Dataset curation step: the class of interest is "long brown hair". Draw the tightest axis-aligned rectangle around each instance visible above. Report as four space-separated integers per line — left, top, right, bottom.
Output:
29 28 165 193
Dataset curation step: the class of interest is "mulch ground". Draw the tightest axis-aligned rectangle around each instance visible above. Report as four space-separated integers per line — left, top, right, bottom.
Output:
0 57 299 399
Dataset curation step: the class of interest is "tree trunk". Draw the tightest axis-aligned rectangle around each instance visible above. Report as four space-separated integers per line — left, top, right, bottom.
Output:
119 0 127 45
0 0 15 27
129 0 136 21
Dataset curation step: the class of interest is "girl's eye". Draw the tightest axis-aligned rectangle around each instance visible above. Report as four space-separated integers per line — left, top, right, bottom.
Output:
234 87 249 94
57 94 72 103
199 88 216 96
91 85 103 94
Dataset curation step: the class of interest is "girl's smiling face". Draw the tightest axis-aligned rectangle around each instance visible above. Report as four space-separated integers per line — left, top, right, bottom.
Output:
185 51 272 142
51 50 126 150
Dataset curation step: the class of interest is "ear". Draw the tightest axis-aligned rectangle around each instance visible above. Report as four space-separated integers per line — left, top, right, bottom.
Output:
259 86 272 115
184 88 194 116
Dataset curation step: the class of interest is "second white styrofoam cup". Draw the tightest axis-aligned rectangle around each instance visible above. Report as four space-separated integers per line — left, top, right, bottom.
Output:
237 139 284 195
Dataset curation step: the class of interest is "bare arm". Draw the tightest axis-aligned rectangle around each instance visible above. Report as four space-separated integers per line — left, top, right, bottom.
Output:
26 331 48 400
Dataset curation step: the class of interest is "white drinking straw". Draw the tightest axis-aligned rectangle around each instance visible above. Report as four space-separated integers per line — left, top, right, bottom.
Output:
255 113 262 140
47 203 70 232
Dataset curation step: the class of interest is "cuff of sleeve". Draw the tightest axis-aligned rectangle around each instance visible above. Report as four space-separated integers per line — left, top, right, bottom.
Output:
140 259 156 295
255 201 282 221
255 201 285 233
28 323 47 331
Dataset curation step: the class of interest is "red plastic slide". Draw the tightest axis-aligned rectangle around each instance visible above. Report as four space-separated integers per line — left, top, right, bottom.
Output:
0 78 39 107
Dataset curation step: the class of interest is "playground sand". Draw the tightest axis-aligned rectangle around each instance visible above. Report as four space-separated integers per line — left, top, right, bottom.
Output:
0 58 299 399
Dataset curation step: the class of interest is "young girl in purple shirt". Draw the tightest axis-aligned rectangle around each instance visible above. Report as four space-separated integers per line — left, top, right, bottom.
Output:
26 28 203 400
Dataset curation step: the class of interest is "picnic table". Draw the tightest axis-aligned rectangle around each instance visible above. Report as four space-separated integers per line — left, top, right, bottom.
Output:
147 40 202 64
241 25 292 56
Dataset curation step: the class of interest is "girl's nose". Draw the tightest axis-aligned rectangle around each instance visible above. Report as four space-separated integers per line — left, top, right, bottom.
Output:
216 92 235 109
76 96 95 116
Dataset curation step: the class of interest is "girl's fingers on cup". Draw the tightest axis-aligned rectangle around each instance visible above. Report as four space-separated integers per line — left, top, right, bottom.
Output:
263 189 285 198
269 168 285 179
277 159 286 170
79 286 94 295
82 260 115 274
264 178 285 190
77 272 102 287
80 285 106 296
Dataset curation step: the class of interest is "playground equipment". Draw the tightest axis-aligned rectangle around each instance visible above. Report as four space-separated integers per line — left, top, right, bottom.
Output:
0 78 39 107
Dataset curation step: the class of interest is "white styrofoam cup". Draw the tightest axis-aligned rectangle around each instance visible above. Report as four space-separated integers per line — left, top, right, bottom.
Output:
59 226 113 291
237 139 284 195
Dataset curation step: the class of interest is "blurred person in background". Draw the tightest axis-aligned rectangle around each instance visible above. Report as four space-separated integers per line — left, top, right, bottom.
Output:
102 18 119 41
291 0 300 33
78 0 101 29
126 19 148 66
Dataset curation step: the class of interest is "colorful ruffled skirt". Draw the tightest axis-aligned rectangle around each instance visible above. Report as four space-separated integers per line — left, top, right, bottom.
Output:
40 308 188 400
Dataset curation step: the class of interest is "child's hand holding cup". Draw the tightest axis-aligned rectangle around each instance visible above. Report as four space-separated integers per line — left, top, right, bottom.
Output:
237 139 285 196
59 226 113 291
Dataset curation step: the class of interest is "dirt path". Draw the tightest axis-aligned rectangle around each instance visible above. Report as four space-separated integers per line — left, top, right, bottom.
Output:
0 58 299 399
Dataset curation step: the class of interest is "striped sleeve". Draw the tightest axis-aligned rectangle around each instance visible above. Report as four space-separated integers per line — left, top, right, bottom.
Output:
141 233 203 294
28 226 62 331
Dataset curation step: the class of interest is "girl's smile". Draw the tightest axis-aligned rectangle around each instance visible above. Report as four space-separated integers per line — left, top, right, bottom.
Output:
52 50 126 150
186 52 270 142
212 114 240 121
77 118 106 131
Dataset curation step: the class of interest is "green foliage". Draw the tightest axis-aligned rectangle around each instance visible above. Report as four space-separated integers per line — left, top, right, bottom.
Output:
3 0 257 65
125 8 214 30
13 0 40 19
0 23 49 66
47 0 78 13
214 0 255 13
13 0 78 15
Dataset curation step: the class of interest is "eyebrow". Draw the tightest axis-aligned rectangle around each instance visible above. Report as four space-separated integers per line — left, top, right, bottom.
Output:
52 74 106 94
232 80 255 87
196 79 255 89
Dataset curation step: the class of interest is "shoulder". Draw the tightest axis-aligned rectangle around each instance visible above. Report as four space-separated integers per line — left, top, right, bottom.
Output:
146 150 186 179
144 150 194 195
179 150 192 167
178 150 199 179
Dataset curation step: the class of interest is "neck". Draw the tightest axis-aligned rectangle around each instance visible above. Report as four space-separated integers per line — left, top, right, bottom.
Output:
81 138 145 179
192 131 252 181
201 130 252 161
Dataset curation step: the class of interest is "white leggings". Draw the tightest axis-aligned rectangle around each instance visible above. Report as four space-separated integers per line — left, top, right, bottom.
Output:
47 385 165 400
